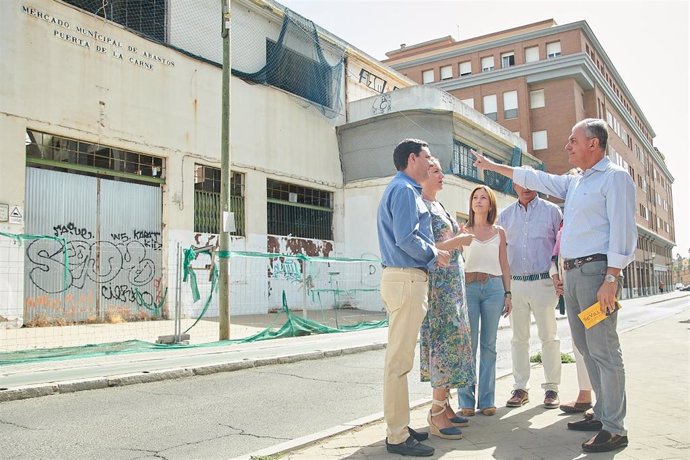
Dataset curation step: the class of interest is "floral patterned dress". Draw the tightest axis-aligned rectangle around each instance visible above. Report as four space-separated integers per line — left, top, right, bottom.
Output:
420 199 475 389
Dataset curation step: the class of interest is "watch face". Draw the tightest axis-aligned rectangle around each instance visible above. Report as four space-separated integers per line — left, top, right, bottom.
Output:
605 274 616 283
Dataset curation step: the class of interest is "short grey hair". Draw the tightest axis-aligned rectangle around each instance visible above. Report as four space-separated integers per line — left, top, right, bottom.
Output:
577 118 608 151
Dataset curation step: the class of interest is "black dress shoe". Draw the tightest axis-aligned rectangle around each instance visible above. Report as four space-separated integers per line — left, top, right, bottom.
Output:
408 426 429 441
582 430 629 452
386 436 435 457
567 417 603 431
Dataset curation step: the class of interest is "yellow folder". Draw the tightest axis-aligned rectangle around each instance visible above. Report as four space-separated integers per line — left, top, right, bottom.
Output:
578 301 621 329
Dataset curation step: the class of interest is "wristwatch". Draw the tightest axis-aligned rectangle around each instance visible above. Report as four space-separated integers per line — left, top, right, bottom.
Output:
605 274 617 283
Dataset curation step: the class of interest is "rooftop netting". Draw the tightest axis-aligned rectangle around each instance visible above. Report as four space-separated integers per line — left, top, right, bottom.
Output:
230 8 345 119
61 1 345 118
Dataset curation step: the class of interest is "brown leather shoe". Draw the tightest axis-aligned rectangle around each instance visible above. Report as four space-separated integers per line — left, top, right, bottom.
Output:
582 430 629 452
544 390 560 409
458 408 475 417
480 407 496 416
506 389 529 407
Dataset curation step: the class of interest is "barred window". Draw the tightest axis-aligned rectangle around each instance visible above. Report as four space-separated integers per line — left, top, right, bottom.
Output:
267 179 333 240
451 141 480 181
484 158 509 191
451 141 512 192
194 165 245 236
25 129 164 184
63 0 167 42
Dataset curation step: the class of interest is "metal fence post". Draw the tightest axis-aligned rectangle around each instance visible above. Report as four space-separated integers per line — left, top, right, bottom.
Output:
174 243 182 342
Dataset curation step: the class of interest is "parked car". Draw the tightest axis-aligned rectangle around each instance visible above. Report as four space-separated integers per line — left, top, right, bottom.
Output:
675 283 685 290
680 285 690 291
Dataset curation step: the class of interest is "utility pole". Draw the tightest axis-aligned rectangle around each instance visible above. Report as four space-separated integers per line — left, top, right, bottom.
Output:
219 0 232 340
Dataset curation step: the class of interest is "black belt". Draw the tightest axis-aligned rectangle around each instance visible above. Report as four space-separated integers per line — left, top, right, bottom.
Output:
563 254 607 270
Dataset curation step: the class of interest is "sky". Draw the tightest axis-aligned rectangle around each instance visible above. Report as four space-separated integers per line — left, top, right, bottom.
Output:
279 0 690 258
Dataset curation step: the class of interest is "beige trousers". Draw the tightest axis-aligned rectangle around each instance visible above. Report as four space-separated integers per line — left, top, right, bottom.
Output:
381 267 429 444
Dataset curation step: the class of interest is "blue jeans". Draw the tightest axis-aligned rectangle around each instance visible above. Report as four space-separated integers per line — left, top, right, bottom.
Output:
458 277 504 410
564 260 627 435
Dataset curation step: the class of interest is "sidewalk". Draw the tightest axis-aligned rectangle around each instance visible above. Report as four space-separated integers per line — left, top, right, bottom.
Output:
248 307 690 459
1 291 688 460
0 298 530 401
0 293 685 403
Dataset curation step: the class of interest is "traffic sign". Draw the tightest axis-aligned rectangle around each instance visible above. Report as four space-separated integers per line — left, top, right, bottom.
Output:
9 205 23 225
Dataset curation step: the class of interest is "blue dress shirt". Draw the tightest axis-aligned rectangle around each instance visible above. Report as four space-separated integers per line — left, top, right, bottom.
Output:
377 171 437 270
512 156 637 269
498 197 562 275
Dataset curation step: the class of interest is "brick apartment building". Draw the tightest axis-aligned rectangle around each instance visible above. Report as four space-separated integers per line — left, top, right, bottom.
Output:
384 19 675 298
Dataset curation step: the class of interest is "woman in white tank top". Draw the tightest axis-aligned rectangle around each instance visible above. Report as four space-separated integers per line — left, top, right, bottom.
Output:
456 185 512 417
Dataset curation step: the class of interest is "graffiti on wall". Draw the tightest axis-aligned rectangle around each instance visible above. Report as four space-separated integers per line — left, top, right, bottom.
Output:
25 222 163 316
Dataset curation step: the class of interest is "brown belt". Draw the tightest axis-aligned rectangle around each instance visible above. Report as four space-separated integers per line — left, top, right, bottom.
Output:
465 272 499 284
563 253 607 271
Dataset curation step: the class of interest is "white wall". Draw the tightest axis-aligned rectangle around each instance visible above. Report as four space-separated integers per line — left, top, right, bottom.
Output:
345 55 412 104
1 0 517 322
348 86 527 153
1 0 346 321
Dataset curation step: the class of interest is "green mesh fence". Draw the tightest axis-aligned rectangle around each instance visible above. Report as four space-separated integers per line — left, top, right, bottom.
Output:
1 233 384 343
181 248 386 334
0 290 386 366
0 232 69 290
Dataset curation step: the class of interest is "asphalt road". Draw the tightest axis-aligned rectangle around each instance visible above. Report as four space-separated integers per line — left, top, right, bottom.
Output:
0 295 686 459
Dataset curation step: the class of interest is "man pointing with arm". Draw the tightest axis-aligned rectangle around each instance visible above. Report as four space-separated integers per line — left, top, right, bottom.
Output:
472 119 636 453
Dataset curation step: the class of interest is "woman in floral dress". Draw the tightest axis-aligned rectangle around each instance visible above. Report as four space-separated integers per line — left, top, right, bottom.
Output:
419 157 475 440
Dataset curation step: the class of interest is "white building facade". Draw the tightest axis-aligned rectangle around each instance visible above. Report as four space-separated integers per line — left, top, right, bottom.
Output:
1 0 535 339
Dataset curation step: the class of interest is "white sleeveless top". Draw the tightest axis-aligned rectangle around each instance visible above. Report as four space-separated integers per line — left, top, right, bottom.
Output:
463 233 502 275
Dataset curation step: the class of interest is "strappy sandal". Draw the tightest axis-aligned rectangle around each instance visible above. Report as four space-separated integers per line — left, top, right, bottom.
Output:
427 399 463 440
446 396 469 427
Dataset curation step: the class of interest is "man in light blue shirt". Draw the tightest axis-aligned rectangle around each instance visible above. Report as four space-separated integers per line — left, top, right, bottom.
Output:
498 182 563 410
378 138 449 457
471 119 636 454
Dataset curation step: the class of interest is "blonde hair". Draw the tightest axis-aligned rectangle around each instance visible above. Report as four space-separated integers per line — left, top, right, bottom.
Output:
428 156 442 170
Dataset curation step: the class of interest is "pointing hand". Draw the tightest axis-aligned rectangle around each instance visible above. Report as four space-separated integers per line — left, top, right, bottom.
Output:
471 149 495 170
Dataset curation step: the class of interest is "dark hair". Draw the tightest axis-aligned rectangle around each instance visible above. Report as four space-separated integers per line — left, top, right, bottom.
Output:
578 118 608 151
393 138 428 171
467 185 498 227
